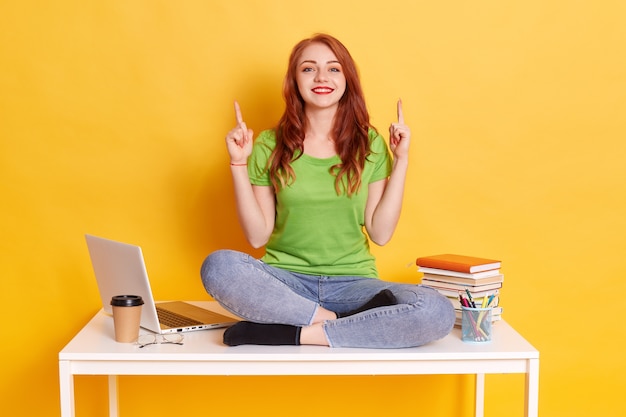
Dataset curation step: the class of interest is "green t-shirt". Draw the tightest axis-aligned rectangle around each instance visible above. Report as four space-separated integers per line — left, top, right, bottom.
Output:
248 129 392 278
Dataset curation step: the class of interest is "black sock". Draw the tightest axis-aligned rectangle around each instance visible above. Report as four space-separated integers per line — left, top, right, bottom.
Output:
223 321 301 346
336 289 397 318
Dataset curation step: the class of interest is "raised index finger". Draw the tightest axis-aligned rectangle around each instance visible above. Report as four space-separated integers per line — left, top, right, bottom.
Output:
234 100 244 125
397 99 404 125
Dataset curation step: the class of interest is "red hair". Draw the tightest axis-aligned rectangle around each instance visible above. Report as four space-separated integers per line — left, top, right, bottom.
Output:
269 34 374 196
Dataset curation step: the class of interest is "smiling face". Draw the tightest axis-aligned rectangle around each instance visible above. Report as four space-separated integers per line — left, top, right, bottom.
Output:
295 42 347 112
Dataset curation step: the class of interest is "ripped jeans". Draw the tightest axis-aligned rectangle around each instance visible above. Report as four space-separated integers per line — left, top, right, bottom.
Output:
201 249 455 348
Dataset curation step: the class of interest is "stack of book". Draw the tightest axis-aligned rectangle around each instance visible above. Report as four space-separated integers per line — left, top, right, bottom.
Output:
415 254 504 326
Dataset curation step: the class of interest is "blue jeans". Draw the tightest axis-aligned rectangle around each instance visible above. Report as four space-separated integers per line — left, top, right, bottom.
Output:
200 249 455 348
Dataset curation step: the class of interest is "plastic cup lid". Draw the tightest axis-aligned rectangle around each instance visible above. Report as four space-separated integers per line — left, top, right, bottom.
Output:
111 295 144 307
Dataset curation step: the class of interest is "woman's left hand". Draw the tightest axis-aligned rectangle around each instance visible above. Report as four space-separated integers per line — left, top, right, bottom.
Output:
388 99 411 160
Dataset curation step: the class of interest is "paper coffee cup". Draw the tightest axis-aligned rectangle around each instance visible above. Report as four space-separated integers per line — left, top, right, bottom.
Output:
110 295 144 343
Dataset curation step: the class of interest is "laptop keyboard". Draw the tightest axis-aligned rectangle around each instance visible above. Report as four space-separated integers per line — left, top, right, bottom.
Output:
156 306 203 328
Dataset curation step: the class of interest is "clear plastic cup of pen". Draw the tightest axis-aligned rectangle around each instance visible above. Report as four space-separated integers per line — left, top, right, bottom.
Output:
461 307 492 343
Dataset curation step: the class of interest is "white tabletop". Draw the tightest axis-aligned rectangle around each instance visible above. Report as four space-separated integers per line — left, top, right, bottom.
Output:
60 302 538 375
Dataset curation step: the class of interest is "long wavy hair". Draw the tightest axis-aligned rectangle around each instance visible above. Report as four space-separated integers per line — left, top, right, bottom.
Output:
268 34 374 196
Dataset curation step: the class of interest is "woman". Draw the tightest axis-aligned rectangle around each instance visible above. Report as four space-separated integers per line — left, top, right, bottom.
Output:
201 33 454 348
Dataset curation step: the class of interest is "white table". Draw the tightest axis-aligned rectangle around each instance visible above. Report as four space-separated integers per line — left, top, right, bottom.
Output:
59 302 539 417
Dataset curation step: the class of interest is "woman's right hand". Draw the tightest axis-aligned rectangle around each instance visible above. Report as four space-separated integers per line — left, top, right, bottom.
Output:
225 101 275 248
226 101 254 164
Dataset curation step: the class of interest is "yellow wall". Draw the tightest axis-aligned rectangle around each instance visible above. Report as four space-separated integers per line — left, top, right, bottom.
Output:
1 1 625 416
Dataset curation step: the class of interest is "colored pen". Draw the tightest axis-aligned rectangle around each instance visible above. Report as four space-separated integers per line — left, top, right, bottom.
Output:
465 289 476 308
477 294 489 328
459 293 471 309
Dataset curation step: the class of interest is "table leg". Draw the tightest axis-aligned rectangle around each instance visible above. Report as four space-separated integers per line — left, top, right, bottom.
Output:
108 375 119 417
525 358 540 417
474 373 485 417
59 360 75 417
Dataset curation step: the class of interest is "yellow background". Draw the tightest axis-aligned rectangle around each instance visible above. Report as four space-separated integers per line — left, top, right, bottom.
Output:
1 1 625 416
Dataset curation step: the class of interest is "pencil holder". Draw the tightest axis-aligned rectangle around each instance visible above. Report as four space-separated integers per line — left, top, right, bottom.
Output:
461 307 492 343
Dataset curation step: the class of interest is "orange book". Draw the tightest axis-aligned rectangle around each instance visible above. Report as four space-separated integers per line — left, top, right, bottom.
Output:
416 254 501 273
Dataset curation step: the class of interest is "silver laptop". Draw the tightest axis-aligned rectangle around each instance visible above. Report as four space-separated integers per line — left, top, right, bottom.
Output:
85 234 238 334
